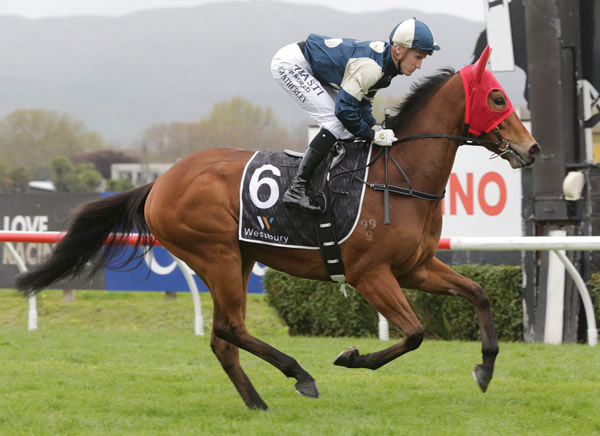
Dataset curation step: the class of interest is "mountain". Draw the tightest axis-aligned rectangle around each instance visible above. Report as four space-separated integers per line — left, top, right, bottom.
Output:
0 2 524 145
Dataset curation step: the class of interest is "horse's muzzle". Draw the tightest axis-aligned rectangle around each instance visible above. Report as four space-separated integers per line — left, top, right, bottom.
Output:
521 142 541 167
528 143 541 158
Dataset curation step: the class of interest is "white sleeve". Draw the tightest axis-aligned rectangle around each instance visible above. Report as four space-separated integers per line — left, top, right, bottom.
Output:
340 58 384 102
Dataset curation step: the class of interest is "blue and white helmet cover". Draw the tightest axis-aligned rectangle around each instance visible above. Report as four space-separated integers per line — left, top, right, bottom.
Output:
389 18 440 51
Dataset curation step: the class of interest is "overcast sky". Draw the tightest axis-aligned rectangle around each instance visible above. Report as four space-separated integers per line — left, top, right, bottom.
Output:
0 0 486 22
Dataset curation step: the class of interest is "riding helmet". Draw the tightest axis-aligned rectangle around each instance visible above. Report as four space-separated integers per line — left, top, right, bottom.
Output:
389 18 440 52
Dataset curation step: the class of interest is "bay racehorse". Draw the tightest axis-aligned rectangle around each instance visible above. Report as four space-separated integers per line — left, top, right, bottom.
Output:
16 47 540 410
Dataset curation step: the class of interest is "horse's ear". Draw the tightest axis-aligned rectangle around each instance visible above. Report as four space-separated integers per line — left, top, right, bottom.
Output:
473 45 492 83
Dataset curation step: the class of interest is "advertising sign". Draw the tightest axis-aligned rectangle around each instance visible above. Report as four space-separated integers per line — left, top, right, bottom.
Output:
441 146 522 237
0 193 104 290
104 246 267 293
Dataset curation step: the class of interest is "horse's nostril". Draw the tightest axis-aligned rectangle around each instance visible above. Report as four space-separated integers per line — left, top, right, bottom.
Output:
529 143 541 157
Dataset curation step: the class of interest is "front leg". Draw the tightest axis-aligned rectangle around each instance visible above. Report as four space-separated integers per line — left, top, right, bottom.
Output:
334 268 425 370
400 257 499 392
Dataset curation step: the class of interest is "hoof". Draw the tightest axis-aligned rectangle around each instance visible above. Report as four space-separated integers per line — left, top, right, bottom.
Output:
247 400 269 410
295 380 320 398
472 364 493 393
333 347 360 368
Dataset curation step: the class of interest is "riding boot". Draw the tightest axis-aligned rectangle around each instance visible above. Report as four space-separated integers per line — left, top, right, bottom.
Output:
282 128 336 212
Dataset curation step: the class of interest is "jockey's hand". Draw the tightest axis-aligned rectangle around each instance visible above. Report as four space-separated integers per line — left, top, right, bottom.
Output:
372 128 397 147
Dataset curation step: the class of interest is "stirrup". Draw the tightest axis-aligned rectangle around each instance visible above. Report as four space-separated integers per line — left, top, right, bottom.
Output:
283 194 323 213
282 185 323 213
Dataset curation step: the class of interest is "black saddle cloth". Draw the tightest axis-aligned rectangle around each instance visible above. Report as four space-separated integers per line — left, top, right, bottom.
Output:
238 142 372 249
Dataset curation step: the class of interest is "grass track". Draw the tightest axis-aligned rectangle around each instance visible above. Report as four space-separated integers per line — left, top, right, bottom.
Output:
1 290 599 435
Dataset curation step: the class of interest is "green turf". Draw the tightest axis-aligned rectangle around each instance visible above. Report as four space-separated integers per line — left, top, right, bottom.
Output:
1 290 599 435
0 289 286 336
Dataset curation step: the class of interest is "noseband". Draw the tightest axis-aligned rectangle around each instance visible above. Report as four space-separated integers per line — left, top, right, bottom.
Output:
485 127 527 167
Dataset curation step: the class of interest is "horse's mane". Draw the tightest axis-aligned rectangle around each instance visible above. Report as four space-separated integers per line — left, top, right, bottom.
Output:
387 68 456 130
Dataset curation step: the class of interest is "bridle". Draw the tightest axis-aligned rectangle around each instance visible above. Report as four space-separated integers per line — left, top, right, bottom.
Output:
391 124 526 164
391 124 514 158
331 122 521 224
484 126 527 167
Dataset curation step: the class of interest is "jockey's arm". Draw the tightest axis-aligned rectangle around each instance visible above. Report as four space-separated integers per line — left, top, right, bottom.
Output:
359 100 377 128
335 58 383 140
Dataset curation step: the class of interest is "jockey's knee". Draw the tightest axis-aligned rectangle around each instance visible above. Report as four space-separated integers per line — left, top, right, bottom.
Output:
308 128 337 154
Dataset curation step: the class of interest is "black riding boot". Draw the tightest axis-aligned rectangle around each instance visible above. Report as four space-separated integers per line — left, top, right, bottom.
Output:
282 128 336 212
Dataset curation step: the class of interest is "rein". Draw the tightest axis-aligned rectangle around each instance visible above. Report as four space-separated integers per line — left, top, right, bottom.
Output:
331 125 516 224
389 126 526 165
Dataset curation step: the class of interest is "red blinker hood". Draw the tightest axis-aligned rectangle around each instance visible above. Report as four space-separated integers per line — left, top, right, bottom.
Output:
459 45 514 136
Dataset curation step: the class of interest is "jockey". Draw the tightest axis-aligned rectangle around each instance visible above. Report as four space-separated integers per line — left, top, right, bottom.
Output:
271 18 440 212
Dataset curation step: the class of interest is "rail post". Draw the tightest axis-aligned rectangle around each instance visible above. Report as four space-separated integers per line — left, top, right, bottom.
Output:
3 241 37 330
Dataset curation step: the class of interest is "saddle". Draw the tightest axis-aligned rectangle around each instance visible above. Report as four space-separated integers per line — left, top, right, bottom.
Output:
238 140 373 280
282 142 351 211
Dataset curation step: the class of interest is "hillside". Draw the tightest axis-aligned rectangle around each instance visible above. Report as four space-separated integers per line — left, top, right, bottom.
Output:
0 3 523 145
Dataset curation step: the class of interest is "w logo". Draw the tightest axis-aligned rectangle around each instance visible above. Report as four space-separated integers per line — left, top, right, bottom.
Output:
257 216 274 231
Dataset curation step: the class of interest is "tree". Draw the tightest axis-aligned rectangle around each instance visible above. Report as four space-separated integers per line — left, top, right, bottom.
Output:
7 167 31 193
0 109 105 179
51 156 103 192
140 96 303 161
78 164 104 192
199 96 291 150
106 178 134 192
0 160 9 192
140 122 203 162
200 97 305 150
0 161 32 193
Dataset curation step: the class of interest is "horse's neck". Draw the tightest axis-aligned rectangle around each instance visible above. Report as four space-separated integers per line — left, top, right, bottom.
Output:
392 77 465 196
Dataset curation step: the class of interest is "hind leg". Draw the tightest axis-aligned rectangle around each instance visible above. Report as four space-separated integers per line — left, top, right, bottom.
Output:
209 258 268 409
210 287 320 401
401 257 499 392
188 251 319 408
210 329 268 409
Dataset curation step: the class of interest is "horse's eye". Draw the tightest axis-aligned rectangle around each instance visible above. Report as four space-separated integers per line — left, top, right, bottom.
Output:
494 97 505 106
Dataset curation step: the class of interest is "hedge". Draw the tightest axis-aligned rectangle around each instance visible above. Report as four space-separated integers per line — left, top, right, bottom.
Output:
263 271 377 337
584 272 600 328
264 264 523 341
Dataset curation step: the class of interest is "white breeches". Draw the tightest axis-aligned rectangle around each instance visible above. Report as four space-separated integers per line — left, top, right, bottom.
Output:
270 43 352 139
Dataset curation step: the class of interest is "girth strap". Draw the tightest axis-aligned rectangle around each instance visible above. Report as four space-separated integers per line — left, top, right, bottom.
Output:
312 147 348 283
315 214 346 283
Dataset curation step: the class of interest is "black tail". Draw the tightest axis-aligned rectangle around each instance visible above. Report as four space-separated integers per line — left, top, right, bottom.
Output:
15 183 155 296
